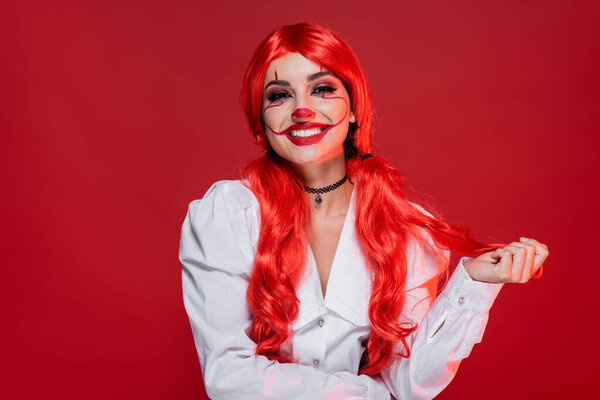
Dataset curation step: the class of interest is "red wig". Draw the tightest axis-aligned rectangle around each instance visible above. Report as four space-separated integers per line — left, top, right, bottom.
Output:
239 22 500 375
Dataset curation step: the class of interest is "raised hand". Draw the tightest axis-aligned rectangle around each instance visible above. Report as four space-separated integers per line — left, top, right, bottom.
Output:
463 237 549 283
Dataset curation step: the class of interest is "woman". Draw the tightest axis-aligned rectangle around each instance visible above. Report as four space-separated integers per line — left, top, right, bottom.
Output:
179 23 549 399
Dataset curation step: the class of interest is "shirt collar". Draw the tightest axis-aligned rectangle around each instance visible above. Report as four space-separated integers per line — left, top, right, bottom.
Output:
294 186 373 329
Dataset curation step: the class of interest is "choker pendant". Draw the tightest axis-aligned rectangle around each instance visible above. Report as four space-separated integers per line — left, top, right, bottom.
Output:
303 174 348 204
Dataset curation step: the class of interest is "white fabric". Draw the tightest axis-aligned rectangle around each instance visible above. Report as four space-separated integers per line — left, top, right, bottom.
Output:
179 179 503 400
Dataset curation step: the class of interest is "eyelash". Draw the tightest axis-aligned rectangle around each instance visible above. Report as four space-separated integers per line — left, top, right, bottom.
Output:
267 85 337 102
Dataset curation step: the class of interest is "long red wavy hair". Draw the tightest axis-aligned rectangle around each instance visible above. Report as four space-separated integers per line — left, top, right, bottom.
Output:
238 22 501 375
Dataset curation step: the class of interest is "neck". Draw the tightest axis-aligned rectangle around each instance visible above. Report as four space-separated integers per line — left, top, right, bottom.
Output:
288 153 353 217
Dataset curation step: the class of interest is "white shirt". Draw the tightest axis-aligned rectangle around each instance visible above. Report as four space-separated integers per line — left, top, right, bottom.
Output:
179 179 504 400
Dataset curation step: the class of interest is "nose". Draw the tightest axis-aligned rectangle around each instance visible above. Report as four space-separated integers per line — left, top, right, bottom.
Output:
291 107 315 120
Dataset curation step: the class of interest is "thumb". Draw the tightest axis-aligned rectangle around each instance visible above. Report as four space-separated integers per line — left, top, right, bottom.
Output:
495 248 512 278
474 248 511 283
490 249 501 263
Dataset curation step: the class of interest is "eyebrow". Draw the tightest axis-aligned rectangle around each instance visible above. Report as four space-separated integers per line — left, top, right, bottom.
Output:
264 71 334 90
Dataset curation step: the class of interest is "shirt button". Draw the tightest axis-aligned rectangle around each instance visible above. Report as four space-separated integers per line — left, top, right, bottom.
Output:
313 359 320 366
458 296 465 305
318 318 325 327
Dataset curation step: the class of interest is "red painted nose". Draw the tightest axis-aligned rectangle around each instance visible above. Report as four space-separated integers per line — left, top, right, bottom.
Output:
291 108 315 119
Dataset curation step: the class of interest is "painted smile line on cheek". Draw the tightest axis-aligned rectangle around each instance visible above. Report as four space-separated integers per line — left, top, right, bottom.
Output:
320 93 349 129
263 94 349 135
263 101 284 113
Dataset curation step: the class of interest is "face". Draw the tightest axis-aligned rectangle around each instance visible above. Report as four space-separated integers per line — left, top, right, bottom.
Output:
261 52 353 165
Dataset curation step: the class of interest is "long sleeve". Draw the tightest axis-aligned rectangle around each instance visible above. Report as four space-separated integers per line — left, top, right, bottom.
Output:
380 205 504 400
179 180 391 400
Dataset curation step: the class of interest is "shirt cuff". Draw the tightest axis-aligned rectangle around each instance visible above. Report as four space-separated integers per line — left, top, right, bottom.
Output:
441 257 504 314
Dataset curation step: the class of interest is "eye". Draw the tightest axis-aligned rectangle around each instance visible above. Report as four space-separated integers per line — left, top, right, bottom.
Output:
313 85 337 95
267 91 291 102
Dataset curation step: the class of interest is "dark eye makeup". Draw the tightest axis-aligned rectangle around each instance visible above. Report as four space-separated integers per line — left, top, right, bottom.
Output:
267 91 291 102
265 84 338 103
313 85 337 95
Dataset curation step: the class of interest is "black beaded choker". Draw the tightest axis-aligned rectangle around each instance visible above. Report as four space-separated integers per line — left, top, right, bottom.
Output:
303 174 348 204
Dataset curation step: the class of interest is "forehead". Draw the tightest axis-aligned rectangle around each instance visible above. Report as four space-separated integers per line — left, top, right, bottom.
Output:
264 52 325 84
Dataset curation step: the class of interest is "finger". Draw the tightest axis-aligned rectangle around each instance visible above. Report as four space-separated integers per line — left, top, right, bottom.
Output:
512 242 536 283
531 263 544 279
494 248 513 282
504 242 527 282
521 237 549 252
520 237 549 276
490 249 502 264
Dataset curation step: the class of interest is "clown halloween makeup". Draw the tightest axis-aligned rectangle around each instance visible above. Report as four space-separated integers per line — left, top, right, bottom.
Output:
261 52 353 165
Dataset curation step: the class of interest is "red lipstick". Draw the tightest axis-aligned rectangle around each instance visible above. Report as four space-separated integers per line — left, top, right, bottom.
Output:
285 125 332 146
266 122 332 146
276 122 328 136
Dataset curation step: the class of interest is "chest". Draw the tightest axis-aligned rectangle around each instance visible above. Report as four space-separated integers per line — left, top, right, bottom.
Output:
308 214 346 299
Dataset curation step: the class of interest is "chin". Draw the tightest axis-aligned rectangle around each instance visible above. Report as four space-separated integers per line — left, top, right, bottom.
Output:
291 153 320 165
301 152 345 166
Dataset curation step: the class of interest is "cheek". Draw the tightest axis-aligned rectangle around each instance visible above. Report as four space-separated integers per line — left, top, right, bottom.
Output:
262 101 291 128
263 102 285 115
315 96 349 118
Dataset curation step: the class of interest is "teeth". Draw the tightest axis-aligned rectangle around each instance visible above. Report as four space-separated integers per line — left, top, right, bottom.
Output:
289 127 325 137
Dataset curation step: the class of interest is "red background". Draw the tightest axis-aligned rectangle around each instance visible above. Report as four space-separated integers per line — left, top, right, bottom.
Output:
3 1 599 399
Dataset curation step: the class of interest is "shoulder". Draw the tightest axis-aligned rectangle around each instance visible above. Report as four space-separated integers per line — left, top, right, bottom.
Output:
406 201 438 248
187 179 258 220
404 200 450 285
408 201 434 218
181 180 260 269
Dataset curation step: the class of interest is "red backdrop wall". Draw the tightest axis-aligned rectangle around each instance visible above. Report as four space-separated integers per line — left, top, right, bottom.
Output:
3 1 599 398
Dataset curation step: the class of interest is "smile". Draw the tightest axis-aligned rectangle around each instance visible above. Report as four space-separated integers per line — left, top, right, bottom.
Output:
284 125 331 146
264 121 333 146
288 127 326 138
